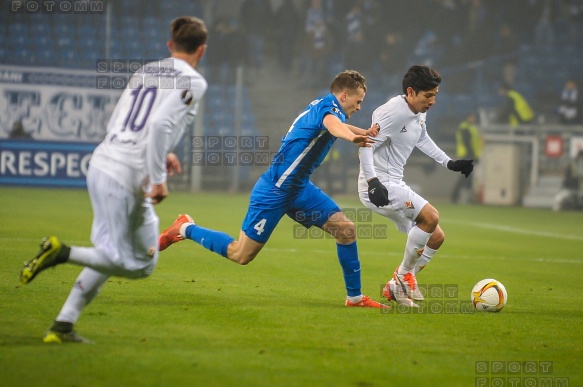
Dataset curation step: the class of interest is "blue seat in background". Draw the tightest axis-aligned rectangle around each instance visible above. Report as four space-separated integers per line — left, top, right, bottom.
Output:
8 34 27 46
8 22 27 36
35 35 52 47
56 36 74 49
53 23 73 37
78 24 100 39
13 47 32 64
31 22 50 36
0 47 8 63
37 48 56 64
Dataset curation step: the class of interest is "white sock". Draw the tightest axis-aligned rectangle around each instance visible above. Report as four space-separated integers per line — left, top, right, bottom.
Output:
179 222 194 238
398 226 432 274
415 246 437 274
56 267 109 323
347 295 363 303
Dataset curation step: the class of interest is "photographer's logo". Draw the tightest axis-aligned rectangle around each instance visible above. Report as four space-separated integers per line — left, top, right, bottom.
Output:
191 136 273 167
11 0 105 14
475 361 568 386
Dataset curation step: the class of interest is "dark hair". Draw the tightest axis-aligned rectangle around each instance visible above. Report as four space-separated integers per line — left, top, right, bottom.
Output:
402 65 441 94
331 70 367 94
170 16 208 54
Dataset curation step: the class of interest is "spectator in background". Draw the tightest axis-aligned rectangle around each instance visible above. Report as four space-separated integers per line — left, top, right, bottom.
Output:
410 30 444 68
451 112 482 203
300 0 330 86
273 0 301 73
304 0 327 34
239 0 272 71
493 23 521 86
343 3 369 73
534 0 556 48
303 18 333 89
432 0 464 65
375 31 408 90
343 30 368 75
558 79 582 124
497 83 535 126
553 150 583 211
459 0 493 63
206 17 244 84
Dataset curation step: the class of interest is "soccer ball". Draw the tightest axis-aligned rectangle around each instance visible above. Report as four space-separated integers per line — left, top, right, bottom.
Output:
471 279 508 312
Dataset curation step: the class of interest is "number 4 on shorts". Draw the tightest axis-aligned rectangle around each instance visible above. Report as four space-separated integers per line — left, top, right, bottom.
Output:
254 219 266 235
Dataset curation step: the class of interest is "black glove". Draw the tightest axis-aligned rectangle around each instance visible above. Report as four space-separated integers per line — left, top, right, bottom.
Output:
367 177 389 207
447 159 474 178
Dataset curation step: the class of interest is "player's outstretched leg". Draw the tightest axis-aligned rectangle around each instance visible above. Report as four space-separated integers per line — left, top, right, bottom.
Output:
20 236 69 284
158 214 194 251
383 278 419 308
43 321 92 344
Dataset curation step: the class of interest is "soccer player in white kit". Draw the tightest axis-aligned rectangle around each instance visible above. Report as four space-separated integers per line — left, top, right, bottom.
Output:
358 65 474 307
19 17 209 343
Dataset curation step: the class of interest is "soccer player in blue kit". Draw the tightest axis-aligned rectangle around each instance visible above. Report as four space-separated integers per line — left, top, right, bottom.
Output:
160 70 388 308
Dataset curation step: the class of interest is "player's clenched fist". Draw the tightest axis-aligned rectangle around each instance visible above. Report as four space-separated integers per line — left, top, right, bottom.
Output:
367 177 389 207
447 159 474 178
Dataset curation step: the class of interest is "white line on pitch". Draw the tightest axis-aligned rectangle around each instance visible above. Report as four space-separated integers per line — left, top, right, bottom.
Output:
445 220 583 241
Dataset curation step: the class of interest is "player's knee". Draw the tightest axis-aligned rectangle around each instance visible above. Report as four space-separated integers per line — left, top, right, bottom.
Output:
418 207 440 231
432 228 445 247
336 221 356 244
428 211 440 229
231 251 257 265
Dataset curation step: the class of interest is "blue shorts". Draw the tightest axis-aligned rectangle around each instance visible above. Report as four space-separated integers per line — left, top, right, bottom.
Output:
241 176 341 243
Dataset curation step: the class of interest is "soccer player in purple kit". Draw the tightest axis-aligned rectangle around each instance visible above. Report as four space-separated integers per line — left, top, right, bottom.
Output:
19 17 209 343
160 70 389 308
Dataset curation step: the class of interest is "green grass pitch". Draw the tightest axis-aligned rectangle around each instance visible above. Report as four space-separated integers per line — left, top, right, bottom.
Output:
1 186 582 386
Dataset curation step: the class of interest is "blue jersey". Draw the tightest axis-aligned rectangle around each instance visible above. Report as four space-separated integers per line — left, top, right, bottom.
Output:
263 93 346 192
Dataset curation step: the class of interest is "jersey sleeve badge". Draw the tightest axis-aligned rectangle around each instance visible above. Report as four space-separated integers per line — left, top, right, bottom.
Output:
181 89 193 105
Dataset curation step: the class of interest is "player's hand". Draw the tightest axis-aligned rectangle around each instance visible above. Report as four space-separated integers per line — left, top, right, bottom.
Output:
166 152 182 177
366 123 380 138
447 159 474 178
148 182 168 204
367 177 390 207
351 134 375 147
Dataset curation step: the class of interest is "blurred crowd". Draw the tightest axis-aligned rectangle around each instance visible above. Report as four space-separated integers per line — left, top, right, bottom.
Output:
201 0 583 90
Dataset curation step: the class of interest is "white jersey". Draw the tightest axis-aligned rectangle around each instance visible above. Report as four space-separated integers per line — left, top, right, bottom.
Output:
358 95 451 192
90 57 207 193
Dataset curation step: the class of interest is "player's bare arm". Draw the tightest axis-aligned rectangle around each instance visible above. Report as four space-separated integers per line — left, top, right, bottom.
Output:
323 114 374 147
347 123 379 138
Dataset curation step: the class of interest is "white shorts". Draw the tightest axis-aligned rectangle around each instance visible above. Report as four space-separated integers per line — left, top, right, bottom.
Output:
359 181 428 234
87 166 159 277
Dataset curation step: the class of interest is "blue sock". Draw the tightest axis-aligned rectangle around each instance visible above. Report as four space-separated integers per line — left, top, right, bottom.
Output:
184 224 234 258
336 241 362 297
